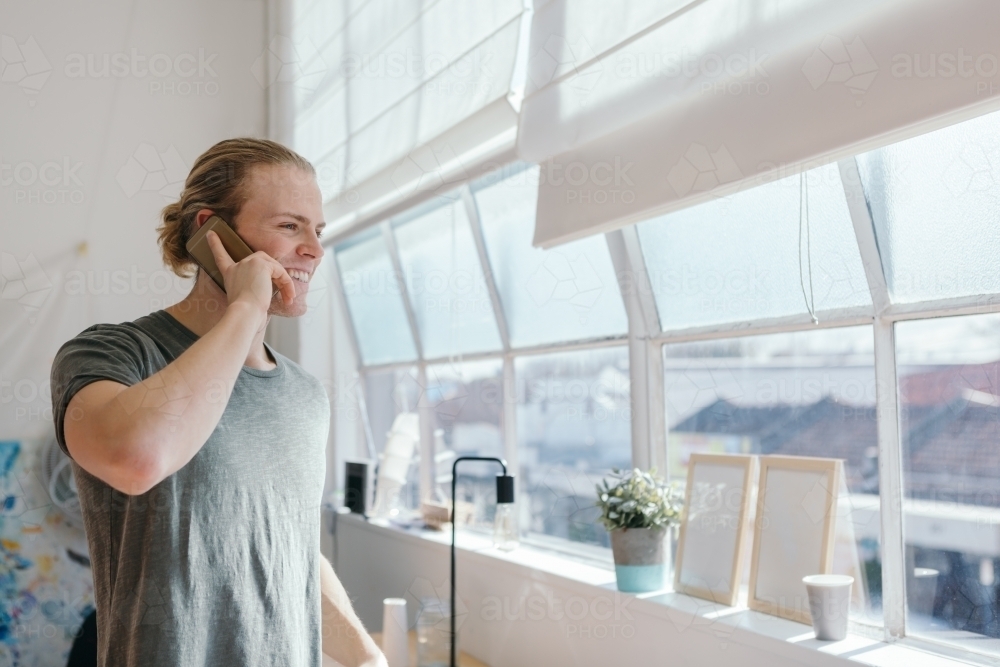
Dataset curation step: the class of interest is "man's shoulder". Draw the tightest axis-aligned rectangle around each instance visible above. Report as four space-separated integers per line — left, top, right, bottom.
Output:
57 317 159 356
269 347 329 397
51 312 191 383
59 321 138 351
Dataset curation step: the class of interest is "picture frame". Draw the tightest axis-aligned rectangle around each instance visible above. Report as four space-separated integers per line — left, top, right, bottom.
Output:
673 453 757 606
747 455 841 624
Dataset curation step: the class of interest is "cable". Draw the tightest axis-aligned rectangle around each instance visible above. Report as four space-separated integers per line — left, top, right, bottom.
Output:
799 172 819 325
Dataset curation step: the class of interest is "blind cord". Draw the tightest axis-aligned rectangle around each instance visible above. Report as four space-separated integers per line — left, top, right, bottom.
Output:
799 172 819 325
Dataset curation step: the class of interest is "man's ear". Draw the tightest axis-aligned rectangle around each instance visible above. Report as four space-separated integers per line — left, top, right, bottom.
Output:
194 209 215 228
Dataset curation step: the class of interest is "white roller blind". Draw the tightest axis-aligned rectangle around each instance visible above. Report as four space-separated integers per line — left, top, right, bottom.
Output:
284 0 531 239
522 0 1000 247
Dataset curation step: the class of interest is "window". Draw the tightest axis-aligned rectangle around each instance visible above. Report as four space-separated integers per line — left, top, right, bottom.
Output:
637 162 872 331
474 164 629 347
516 347 631 549
663 326 882 624
393 197 503 359
425 359 505 531
335 228 418 365
363 366 421 512
857 109 1000 304
897 313 1000 647
329 106 1000 661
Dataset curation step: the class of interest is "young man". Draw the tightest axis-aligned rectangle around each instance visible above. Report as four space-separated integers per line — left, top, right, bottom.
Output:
50 138 386 667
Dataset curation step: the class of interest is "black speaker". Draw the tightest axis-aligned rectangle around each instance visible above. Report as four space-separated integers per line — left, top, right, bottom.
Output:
344 461 372 515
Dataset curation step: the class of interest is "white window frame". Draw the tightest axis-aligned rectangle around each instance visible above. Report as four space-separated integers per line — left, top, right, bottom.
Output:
326 147 1000 664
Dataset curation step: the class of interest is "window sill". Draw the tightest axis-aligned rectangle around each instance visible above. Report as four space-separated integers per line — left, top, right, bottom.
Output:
338 513 993 667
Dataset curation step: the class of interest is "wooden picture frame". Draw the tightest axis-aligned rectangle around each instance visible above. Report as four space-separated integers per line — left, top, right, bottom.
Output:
748 455 841 624
673 453 757 606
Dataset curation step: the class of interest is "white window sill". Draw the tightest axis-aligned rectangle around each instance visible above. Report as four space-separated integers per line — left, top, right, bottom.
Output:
339 512 994 667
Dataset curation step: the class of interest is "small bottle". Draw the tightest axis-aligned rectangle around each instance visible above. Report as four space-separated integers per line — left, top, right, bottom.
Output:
492 502 519 551
416 598 450 667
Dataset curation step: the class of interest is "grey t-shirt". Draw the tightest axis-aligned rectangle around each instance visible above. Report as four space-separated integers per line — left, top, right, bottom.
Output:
50 309 330 667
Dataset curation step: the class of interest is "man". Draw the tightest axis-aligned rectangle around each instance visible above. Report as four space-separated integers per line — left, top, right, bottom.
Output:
50 138 386 667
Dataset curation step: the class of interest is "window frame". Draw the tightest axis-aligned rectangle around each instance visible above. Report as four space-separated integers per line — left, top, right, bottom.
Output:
326 134 1000 661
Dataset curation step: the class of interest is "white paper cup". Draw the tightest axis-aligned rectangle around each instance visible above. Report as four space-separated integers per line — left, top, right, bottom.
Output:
802 574 853 641
382 598 409 667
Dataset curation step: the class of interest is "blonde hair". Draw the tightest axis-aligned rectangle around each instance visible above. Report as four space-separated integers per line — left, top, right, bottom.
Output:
157 137 315 278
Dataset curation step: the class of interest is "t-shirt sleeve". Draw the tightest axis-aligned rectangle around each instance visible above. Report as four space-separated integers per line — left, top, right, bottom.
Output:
50 325 149 459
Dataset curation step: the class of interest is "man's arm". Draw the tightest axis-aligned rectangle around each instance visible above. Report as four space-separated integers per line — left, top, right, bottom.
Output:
320 555 387 667
64 301 266 494
63 232 294 495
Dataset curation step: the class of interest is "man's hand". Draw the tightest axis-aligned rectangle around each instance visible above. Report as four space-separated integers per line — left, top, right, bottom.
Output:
206 229 295 313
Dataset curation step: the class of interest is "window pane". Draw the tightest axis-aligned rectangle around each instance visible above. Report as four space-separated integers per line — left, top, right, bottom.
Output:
857 110 1000 303
663 326 882 624
637 163 872 331
393 197 503 359
897 313 1000 649
364 367 421 513
335 228 417 365
517 347 631 550
474 165 629 347
426 359 504 531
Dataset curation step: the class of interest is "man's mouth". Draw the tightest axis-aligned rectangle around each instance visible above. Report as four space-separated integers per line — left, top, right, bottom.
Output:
287 269 311 284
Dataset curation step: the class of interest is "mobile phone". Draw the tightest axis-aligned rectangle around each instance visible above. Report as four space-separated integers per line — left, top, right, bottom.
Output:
185 215 255 293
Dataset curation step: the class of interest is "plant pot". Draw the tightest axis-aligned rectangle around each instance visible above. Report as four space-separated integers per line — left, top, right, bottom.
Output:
610 526 670 593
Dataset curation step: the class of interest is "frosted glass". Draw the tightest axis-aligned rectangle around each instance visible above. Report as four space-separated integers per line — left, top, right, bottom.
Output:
393 198 502 359
857 110 1000 303
335 229 418 365
474 165 629 347
637 163 872 331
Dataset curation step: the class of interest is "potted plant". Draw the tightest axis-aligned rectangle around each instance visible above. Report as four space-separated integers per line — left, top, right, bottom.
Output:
596 467 683 593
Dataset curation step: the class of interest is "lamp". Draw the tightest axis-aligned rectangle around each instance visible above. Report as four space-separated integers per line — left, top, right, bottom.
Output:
450 456 516 667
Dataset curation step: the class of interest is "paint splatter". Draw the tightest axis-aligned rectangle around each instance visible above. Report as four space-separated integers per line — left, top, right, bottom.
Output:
0 442 19 478
0 440 94 666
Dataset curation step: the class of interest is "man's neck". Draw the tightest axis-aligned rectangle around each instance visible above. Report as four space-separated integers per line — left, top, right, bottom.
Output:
164 275 275 371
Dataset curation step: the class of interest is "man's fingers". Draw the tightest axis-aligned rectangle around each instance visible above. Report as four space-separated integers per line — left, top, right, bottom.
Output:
205 230 235 272
271 263 296 305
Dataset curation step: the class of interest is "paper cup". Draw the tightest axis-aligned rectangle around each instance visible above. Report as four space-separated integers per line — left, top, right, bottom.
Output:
802 574 853 641
382 598 409 667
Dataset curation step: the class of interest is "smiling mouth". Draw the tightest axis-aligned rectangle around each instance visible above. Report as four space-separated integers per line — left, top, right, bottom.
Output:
287 269 311 283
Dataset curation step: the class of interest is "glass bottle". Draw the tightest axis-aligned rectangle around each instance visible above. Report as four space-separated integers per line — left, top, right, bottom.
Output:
493 502 519 551
416 598 450 667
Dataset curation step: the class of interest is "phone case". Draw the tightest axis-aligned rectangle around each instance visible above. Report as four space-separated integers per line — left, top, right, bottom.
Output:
185 215 254 293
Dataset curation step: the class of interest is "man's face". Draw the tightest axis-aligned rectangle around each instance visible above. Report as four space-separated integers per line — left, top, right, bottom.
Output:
230 163 326 317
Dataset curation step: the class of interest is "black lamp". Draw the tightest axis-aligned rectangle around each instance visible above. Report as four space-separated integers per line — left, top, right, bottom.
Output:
450 456 516 667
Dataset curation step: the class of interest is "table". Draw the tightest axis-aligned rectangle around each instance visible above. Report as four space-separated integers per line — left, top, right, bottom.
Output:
370 631 489 667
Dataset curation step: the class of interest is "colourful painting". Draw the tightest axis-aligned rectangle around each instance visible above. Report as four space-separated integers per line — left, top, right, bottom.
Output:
0 440 94 667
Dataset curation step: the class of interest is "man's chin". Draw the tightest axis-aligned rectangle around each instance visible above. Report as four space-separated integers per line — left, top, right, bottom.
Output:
269 299 307 318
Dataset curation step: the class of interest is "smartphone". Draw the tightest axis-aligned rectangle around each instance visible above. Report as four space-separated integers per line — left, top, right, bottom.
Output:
185 215 255 293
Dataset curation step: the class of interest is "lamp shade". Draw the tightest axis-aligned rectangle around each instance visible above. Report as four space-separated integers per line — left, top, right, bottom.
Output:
496 474 515 504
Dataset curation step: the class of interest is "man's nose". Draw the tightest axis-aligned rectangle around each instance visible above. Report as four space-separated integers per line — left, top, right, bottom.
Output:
302 233 325 261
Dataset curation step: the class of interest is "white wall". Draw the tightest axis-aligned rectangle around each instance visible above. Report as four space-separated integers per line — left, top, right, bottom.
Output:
2 0 267 442
0 1 267 662
334 515 865 667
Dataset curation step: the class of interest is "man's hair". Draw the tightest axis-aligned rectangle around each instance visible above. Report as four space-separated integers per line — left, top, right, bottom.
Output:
157 137 315 278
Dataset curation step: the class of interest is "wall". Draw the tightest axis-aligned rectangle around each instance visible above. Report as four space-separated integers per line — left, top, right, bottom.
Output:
1 0 267 662
334 515 866 667
2 0 267 440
